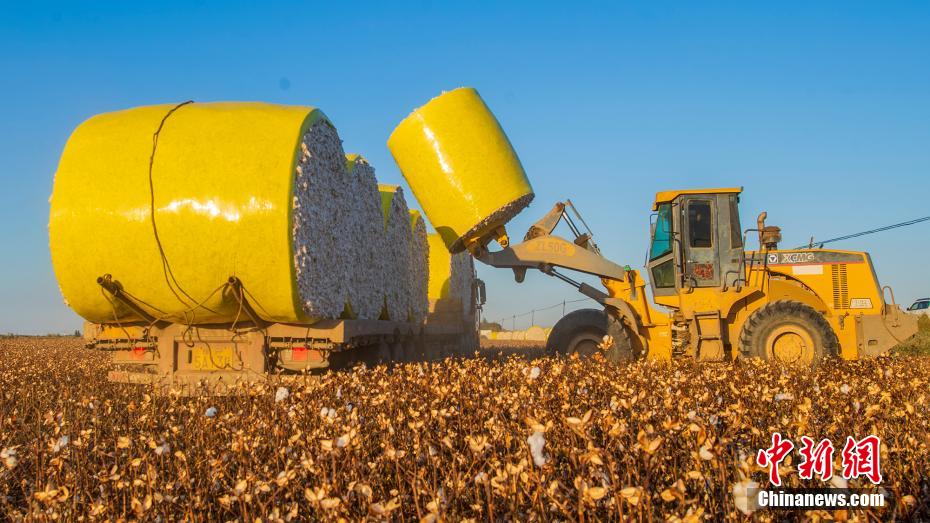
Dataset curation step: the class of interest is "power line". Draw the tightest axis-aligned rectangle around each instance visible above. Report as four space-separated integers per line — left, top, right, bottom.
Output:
489 297 591 327
800 215 930 249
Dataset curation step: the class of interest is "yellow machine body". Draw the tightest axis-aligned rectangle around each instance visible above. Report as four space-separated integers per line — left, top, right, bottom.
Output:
600 188 916 362
387 87 534 253
49 102 324 325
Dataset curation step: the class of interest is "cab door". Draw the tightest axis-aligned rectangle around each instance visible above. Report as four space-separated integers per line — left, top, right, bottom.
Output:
680 197 720 288
647 203 679 297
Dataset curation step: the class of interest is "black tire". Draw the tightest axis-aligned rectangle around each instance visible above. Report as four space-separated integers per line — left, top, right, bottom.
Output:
738 300 838 366
604 313 639 363
546 308 637 362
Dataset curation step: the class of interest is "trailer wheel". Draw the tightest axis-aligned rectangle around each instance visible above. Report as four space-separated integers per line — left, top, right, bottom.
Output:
547 309 636 362
739 300 838 366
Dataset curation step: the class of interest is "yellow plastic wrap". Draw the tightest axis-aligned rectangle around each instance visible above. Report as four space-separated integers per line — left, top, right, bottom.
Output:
426 232 474 314
49 102 325 325
427 234 453 302
388 88 534 253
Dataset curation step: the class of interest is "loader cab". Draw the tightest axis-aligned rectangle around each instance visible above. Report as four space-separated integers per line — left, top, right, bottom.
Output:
647 188 744 302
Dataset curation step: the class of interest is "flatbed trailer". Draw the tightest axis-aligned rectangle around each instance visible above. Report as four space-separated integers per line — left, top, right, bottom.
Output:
86 307 478 392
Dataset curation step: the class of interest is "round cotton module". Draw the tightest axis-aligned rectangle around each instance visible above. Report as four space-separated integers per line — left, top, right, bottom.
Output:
378 185 413 321
388 88 534 253
426 233 475 318
344 155 388 320
524 325 548 341
408 210 429 324
50 102 350 325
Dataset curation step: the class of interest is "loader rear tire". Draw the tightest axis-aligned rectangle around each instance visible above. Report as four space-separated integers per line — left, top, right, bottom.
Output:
546 309 636 362
739 300 838 366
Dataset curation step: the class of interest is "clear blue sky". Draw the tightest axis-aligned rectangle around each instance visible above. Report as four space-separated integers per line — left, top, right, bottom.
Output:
1 1 928 334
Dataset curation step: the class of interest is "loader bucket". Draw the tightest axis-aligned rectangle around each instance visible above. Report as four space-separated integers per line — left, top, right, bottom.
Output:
388 88 534 253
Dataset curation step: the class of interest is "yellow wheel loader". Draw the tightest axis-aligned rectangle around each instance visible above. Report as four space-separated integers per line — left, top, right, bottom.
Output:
473 193 918 365
388 88 918 366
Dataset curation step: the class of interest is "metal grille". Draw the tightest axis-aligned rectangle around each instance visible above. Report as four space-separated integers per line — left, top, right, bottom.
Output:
831 264 849 309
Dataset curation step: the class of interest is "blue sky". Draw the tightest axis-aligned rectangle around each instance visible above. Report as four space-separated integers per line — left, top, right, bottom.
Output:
1 1 928 334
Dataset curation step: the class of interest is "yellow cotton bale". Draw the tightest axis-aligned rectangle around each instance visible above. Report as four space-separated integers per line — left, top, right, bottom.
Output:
388 88 534 253
524 325 548 341
49 101 350 325
343 155 386 320
408 210 429 323
378 184 412 321
426 233 475 316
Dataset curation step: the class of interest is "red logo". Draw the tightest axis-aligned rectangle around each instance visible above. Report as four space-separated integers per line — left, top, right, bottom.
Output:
841 435 882 484
756 432 794 486
758 434 882 486
798 436 834 481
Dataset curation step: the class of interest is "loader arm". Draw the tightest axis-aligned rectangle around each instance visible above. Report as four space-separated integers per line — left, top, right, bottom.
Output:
475 235 626 282
471 201 628 302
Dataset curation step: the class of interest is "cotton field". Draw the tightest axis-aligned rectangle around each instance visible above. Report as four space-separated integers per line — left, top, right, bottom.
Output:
1 336 927 521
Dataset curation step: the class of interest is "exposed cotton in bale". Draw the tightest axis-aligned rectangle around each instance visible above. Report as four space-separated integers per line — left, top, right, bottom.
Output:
343 155 386 319
388 87 534 253
293 119 352 319
378 185 412 321
426 233 475 317
49 102 350 325
408 210 429 323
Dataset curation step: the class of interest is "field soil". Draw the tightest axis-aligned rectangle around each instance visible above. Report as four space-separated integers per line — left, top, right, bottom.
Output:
1 336 928 521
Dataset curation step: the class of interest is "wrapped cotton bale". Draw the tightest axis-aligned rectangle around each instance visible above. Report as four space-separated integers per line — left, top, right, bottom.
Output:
378 185 412 321
388 87 534 253
49 102 350 324
427 233 476 317
524 325 548 341
408 210 429 324
343 155 386 319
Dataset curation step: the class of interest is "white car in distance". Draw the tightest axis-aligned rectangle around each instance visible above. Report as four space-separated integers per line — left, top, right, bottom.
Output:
907 298 929 317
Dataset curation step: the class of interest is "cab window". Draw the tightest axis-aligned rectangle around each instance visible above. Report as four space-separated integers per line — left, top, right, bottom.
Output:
688 200 713 248
729 196 743 248
652 259 676 288
649 204 672 260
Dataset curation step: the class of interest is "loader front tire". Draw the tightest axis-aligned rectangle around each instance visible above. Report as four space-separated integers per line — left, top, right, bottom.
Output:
546 309 636 362
739 300 838 366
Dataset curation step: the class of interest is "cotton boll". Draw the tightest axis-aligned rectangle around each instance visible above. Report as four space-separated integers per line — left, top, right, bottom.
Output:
527 431 548 467
52 435 69 453
275 387 290 403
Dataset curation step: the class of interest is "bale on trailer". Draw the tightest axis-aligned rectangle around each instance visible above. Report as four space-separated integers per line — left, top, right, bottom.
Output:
49 102 362 325
408 210 429 324
344 155 388 320
377 184 413 321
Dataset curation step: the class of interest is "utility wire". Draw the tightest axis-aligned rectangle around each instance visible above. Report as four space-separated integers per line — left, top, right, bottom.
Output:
490 297 591 327
799 215 930 249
